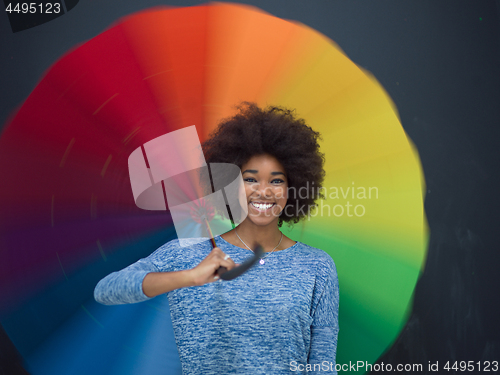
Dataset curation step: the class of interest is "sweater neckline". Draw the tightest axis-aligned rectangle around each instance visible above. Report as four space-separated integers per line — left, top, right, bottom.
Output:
215 234 300 254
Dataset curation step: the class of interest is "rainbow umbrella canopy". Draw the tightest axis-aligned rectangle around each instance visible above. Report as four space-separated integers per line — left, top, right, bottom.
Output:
0 2 428 374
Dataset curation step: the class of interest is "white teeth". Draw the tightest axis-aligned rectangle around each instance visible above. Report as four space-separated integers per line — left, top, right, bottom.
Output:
251 202 274 210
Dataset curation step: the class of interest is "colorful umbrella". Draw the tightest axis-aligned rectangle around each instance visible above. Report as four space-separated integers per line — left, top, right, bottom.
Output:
0 3 428 374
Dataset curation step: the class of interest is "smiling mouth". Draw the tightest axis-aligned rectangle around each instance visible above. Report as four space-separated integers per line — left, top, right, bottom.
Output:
250 202 276 211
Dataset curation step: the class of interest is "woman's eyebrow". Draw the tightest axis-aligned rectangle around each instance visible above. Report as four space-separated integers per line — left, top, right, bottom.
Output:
242 169 286 176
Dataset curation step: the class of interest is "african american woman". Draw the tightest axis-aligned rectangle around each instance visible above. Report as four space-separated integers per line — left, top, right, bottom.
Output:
94 102 339 375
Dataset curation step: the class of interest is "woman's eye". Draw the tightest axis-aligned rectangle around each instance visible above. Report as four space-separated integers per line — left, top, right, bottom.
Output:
243 177 285 184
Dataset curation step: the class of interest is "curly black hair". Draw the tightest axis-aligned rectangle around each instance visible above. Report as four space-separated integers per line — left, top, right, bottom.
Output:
202 102 325 227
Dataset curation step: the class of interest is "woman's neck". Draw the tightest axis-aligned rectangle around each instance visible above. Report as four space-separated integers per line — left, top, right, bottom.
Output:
232 219 282 251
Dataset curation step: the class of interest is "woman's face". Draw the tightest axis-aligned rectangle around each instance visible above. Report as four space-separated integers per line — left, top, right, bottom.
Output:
241 153 288 227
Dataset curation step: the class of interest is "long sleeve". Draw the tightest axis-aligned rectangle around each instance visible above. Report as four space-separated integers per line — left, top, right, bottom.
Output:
94 255 161 306
94 238 200 306
307 259 339 374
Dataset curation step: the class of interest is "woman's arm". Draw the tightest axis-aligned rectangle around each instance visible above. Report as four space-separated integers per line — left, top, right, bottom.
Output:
308 326 339 373
94 245 236 305
307 258 340 374
142 270 195 298
94 257 166 305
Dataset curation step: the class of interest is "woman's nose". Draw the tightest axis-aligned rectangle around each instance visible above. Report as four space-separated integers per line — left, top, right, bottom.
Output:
253 182 272 197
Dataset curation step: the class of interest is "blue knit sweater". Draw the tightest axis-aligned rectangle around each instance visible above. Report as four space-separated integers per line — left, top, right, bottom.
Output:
94 235 339 374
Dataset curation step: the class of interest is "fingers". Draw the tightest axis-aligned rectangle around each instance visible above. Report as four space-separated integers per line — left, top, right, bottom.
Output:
219 256 236 270
207 247 238 282
210 247 237 270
